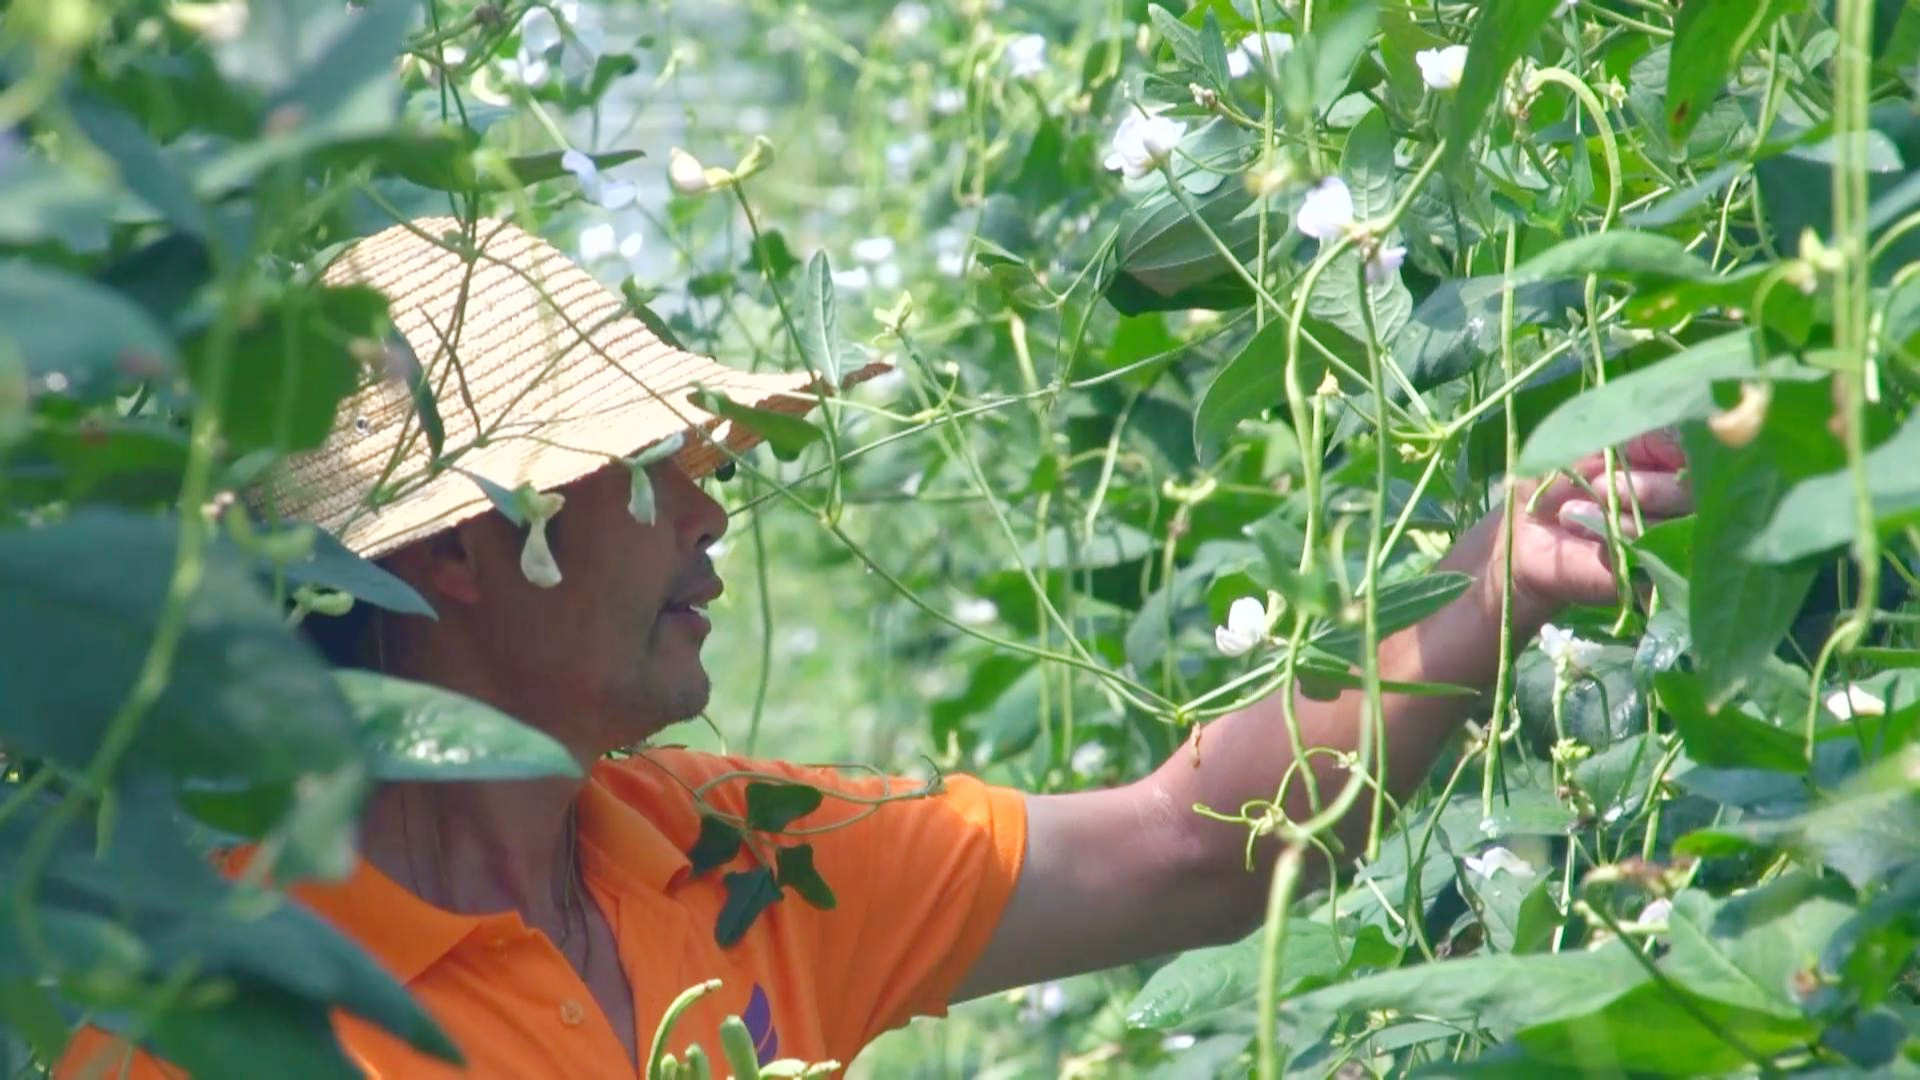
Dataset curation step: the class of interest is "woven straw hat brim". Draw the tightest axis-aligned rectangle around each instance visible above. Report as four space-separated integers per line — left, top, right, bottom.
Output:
261 216 887 561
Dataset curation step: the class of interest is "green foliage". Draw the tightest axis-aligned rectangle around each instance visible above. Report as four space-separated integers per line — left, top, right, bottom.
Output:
6 0 1920 1076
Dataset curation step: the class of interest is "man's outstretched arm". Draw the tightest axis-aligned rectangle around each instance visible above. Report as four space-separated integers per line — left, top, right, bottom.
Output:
954 435 1689 1001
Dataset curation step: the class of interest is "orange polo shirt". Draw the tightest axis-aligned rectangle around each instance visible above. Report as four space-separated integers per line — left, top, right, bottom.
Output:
57 747 1028 1079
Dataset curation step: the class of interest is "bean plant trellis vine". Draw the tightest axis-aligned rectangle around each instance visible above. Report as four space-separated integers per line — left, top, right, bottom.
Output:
3 0 1920 1076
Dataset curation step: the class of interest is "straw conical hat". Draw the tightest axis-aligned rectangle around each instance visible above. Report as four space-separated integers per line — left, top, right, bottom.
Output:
262 216 885 560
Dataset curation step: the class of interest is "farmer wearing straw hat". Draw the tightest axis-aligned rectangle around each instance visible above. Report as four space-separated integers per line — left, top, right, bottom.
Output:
59 217 1690 1078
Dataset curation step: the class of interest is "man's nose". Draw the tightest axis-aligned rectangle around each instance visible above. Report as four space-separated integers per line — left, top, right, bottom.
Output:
665 462 729 552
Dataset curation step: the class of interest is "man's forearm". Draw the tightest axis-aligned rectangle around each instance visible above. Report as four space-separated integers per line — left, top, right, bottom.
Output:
1159 514 1555 928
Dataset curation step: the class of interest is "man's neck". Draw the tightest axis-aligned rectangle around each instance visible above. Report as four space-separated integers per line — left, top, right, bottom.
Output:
358 776 587 922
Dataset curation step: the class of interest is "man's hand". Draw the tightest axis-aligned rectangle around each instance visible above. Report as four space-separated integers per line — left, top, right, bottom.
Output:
1447 431 1692 632
953 437 1693 1004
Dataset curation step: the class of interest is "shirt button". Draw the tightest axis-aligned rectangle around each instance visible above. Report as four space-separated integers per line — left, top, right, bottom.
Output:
559 1000 586 1027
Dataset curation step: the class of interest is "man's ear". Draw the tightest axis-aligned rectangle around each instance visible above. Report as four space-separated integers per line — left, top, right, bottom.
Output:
385 526 485 607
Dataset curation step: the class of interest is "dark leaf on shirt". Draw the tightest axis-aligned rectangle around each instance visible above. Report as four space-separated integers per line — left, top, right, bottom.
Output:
716 868 783 947
688 814 745 876
743 782 824 833
774 844 837 911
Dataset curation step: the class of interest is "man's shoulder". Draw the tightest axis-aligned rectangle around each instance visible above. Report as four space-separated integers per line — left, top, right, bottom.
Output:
592 747 958 823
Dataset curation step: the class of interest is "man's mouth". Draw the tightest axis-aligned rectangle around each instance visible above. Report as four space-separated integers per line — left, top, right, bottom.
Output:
661 577 723 632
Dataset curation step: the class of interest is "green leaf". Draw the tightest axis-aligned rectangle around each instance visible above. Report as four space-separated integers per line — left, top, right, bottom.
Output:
1393 277 1584 391
0 979 70 1062
1445 0 1564 173
688 815 744 875
1308 107 1412 345
1125 920 1393 1030
1678 748 1920 888
504 147 645 187
743 782 823 832
1747 406 1920 563
1311 572 1474 662
773 844 837 911
1508 231 1716 287
1515 331 1758 475
1193 317 1342 464
1110 123 1261 302
689 388 823 463
794 252 848 384
1656 671 1808 773
0 262 178 394
0 148 116 250
1682 381 1841 704
715 868 782 947
0 511 357 784
188 284 388 454
1667 0 1799 142
335 671 581 782
1293 0 1380 117
67 95 210 239
273 527 436 618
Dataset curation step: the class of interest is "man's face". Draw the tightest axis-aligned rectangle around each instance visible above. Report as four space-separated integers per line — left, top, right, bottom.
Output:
448 459 729 750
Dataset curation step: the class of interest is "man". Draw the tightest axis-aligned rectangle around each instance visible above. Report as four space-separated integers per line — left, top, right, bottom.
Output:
60 217 1689 1078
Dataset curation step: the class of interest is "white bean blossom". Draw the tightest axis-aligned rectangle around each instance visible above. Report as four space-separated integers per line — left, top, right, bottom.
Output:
1416 44 1470 91
1226 31 1294 78
1006 33 1047 79
1637 897 1673 925
1826 684 1887 719
1214 596 1269 658
1539 622 1603 672
1103 109 1188 179
667 147 712 194
1295 176 1355 240
1367 242 1407 284
561 149 636 210
1463 845 1536 879
518 489 566 588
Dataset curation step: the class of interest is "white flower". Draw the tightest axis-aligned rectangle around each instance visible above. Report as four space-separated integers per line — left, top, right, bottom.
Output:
1214 596 1268 658
890 0 930 35
560 149 636 210
1019 981 1068 1022
852 235 897 264
668 147 711 194
500 54 550 87
1539 623 1603 672
578 222 618 263
518 490 566 588
831 265 873 292
1366 242 1407 284
1227 31 1294 78
954 596 999 625
1295 176 1355 241
932 87 967 115
1070 741 1107 777
1417 45 1470 91
520 6 562 54
1637 897 1673 925
1463 845 1536 879
932 227 969 276
1005 33 1047 78
1826 684 1887 719
1102 110 1188 180
1161 1033 1198 1053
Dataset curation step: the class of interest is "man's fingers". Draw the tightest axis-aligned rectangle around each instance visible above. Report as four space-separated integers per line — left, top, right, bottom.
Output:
1532 470 1692 522
1570 429 1689 480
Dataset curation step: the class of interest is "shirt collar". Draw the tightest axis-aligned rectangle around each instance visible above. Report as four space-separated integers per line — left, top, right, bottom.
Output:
576 758 692 894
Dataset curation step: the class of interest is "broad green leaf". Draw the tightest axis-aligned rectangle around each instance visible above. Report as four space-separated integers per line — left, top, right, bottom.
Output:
1682 380 1841 704
1747 406 1920 563
68 96 210 239
1019 521 1154 570
743 782 824 832
1514 643 1645 756
272 527 436 617
1656 671 1807 773
773 843 836 911
0 150 116 250
1311 572 1474 662
335 671 582 782
1289 0 1379 118
0 979 69 1062
794 252 848 384
1111 123 1261 302
688 815 745 876
689 388 824 462
1623 163 1748 228
188 284 388 454
1667 0 1799 142
1192 317 1343 464
0 262 178 392
715 868 782 947
1514 331 1758 475
1508 231 1715 287
1392 276 1584 391
1308 107 1412 345
1277 946 1652 1072
1663 887 1850 1020
0 511 356 783
1444 0 1564 173
1124 920 1394 1030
